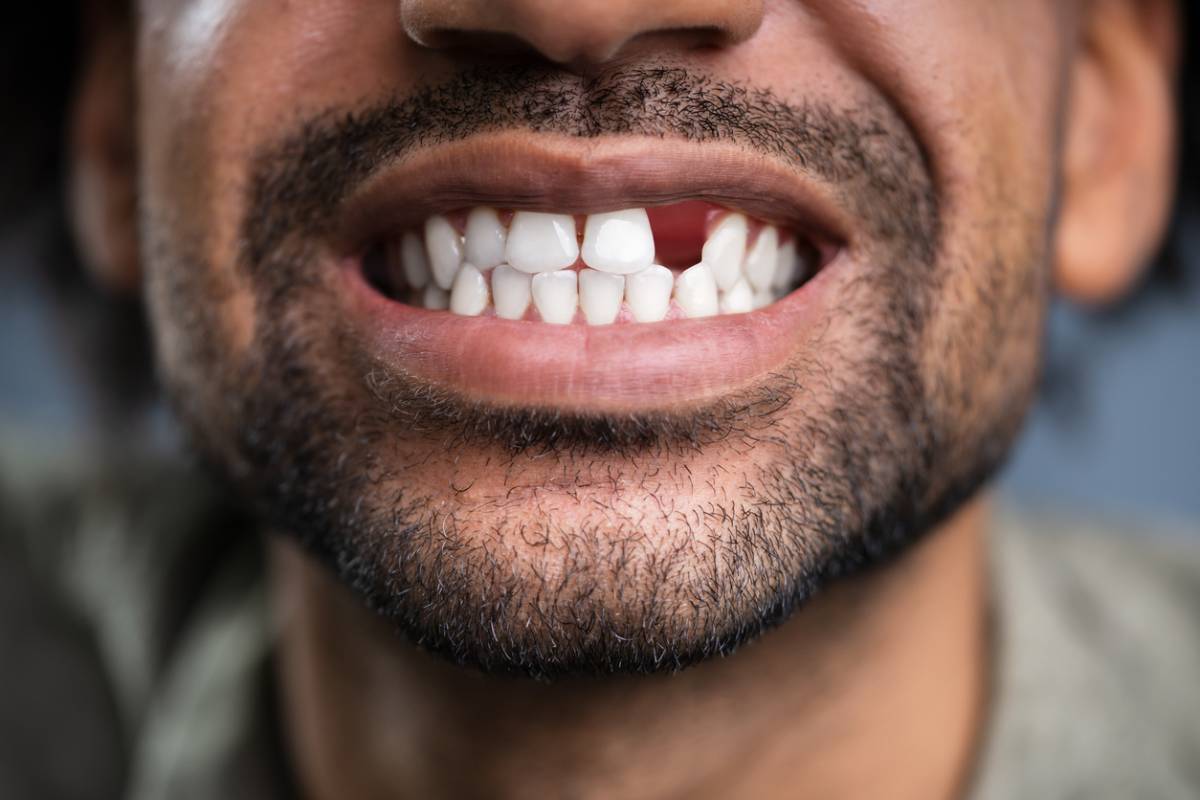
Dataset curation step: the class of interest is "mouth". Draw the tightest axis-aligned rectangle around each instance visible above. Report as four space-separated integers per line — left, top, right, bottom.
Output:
334 134 852 412
363 201 824 323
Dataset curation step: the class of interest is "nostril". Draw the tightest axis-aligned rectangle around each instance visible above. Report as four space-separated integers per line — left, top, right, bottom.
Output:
409 27 546 59
401 0 764 68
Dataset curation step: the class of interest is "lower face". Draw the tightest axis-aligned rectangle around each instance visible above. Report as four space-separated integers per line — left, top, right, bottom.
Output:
139 1 1061 677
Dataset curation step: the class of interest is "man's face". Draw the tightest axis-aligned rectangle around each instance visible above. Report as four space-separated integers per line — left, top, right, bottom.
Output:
136 0 1064 676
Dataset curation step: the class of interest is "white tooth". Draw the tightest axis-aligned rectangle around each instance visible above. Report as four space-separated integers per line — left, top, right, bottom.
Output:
506 212 579 274
719 279 755 314
701 213 748 292
464 207 508 270
422 284 449 310
578 269 625 325
400 232 431 289
581 208 655 275
491 265 532 320
449 263 489 317
425 215 463 290
744 226 779 292
531 270 578 324
772 239 798 292
674 262 719 318
753 289 775 310
624 265 674 323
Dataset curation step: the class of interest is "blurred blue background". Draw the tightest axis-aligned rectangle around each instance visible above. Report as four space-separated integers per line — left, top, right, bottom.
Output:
1002 220 1200 525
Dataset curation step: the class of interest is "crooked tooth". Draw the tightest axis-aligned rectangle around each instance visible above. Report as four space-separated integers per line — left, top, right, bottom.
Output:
753 289 775 310
625 265 674 323
579 269 625 325
422 284 449 311
719 279 755 314
449 263 489 316
581 208 655 275
531 270 578 324
674 262 719 318
507 212 579 274
491 264 532 320
701 213 748 292
425 215 463 290
744 226 779 292
400 232 431 289
464 207 508 270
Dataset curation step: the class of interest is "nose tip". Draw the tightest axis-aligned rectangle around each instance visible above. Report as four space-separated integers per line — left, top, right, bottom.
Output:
401 0 763 68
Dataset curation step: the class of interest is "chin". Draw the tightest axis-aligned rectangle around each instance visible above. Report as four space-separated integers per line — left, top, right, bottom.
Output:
151 70 1041 678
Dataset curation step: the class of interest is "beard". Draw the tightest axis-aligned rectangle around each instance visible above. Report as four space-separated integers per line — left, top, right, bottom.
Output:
150 64 1042 679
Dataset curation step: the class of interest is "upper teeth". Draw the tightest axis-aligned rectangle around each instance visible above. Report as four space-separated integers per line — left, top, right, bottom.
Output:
743 224 779 293
463 207 508 270
507 212 579 274
384 207 814 324
581 208 656 275
701 213 748 292
425 215 464 290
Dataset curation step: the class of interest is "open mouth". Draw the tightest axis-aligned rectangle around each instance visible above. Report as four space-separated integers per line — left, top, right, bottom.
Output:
333 135 851 411
362 201 823 325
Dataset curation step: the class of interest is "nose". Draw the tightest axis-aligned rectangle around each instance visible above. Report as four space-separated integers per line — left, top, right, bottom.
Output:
400 0 763 67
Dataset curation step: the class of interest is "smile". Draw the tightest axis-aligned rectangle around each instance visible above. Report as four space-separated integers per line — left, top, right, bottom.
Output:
335 134 852 411
365 202 821 324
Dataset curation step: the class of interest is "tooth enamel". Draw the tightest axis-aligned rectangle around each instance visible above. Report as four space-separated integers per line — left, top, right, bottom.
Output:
531 270 578 324
400 232 431 289
581 208 655 275
578 269 625 325
719 279 755 314
449 263 489 317
491 264 532 320
464 207 508 270
701 213 748 292
422 284 449 311
404 208 802 324
425 215 463 290
506 212 579 274
624 265 674 323
744 226 779 292
674 262 719 318
772 239 798 292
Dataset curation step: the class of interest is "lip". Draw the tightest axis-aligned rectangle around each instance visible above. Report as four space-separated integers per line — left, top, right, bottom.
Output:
330 132 855 412
332 132 854 257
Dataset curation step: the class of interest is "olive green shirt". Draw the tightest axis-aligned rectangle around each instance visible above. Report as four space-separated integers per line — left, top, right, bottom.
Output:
3 449 1199 799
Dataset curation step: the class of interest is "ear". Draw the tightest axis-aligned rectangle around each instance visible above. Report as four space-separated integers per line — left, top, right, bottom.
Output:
1054 0 1179 306
69 1 139 295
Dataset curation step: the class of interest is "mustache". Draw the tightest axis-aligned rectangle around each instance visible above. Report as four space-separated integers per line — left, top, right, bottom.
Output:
239 63 940 270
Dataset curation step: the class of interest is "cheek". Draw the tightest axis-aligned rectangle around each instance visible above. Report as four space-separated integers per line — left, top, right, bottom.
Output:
852 4 1064 423
136 0 422 367
137 2 270 367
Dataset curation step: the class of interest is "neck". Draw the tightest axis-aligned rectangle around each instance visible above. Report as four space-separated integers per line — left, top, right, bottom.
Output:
271 498 990 800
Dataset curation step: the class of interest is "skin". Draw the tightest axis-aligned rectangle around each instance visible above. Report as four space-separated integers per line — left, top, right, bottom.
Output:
71 0 1178 797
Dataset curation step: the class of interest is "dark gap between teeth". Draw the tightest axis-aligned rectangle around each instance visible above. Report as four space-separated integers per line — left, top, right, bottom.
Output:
362 242 394 297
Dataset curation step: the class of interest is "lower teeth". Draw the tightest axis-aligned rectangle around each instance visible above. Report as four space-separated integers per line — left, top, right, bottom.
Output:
368 205 816 325
385 263 798 324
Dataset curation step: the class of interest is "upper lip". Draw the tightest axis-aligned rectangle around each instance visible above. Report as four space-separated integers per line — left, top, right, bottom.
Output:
329 131 855 259
326 131 858 411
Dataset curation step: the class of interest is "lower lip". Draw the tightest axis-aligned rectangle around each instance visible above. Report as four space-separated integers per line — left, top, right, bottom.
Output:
341 260 835 412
